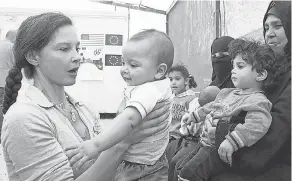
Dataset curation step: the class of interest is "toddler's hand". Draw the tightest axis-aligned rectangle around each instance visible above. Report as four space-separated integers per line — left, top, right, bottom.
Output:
65 141 101 170
218 139 234 166
181 112 192 125
212 118 219 126
180 113 191 135
204 114 214 129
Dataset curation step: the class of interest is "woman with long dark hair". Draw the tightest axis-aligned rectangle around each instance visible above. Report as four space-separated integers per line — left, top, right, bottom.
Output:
1 12 169 181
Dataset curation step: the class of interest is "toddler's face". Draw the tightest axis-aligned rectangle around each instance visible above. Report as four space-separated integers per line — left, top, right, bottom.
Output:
231 55 260 89
120 40 158 86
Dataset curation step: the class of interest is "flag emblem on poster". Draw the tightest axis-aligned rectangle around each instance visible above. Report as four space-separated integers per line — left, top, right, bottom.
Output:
81 34 104 47
105 54 122 66
105 34 123 46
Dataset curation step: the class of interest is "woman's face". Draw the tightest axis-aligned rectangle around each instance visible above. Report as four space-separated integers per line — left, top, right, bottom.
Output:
36 25 81 86
264 14 288 54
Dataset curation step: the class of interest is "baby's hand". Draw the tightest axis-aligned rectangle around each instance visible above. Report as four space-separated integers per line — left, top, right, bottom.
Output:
218 139 234 166
65 141 101 169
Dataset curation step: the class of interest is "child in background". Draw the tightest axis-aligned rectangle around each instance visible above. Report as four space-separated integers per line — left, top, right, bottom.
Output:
167 64 198 181
70 29 174 180
168 64 198 142
180 86 220 137
176 39 277 181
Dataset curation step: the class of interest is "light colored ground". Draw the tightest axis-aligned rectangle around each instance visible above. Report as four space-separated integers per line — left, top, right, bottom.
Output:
0 119 113 181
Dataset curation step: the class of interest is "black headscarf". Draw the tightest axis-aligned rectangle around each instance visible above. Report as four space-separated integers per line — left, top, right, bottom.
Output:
209 36 235 89
263 1 291 59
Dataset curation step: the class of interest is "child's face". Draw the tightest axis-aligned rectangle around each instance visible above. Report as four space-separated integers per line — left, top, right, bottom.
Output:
231 55 259 89
120 40 158 86
168 71 187 95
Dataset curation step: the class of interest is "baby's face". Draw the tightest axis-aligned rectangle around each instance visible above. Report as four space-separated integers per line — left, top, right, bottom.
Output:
120 40 158 86
198 87 219 106
198 93 208 106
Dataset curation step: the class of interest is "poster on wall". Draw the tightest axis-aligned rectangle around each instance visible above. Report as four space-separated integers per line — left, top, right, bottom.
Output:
77 33 105 81
78 46 104 81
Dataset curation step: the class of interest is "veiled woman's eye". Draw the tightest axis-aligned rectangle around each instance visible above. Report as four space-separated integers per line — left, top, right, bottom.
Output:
211 52 229 58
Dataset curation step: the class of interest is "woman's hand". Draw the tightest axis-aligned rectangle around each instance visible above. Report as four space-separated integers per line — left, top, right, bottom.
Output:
123 101 171 145
144 101 170 121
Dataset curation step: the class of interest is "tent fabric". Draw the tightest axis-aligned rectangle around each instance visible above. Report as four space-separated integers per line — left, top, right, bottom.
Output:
90 0 175 12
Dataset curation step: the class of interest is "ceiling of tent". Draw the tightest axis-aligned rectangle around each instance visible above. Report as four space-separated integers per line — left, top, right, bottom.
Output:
90 0 176 13
0 0 175 14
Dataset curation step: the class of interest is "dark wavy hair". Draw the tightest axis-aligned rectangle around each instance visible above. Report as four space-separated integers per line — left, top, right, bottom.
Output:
228 39 280 93
168 63 197 88
2 12 73 114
